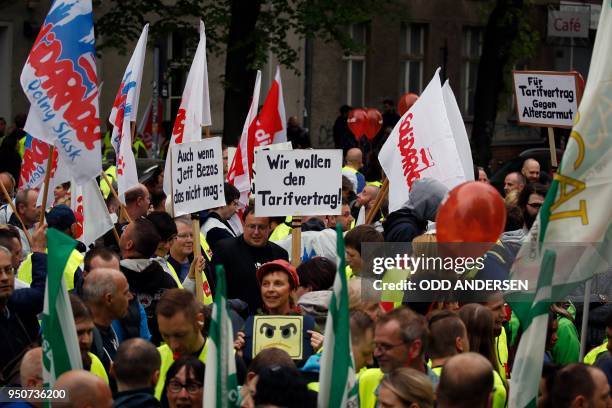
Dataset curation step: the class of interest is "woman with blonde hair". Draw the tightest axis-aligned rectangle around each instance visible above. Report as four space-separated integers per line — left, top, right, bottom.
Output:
377 367 434 408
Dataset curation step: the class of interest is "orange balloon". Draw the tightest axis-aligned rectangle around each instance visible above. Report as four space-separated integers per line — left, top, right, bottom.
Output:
398 92 419 116
364 108 382 140
436 182 506 255
347 108 368 139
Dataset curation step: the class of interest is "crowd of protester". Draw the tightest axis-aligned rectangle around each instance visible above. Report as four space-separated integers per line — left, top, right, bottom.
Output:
0 109 610 408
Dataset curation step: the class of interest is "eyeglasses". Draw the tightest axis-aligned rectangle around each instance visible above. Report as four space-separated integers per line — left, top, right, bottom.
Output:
168 380 202 394
0 266 15 276
373 341 406 353
527 202 543 209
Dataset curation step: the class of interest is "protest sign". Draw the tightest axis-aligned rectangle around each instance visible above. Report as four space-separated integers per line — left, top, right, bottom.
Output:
254 149 342 217
170 137 225 216
250 141 293 195
252 315 304 360
513 71 581 128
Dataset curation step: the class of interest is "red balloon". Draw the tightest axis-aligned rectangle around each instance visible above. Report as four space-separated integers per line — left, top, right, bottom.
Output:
364 108 382 140
436 182 506 256
347 108 368 139
398 92 419 116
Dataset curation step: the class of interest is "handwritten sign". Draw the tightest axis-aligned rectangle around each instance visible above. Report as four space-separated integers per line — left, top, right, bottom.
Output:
252 315 303 360
254 149 342 217
513 71 581 128
170 137 225 216
250 141 293 196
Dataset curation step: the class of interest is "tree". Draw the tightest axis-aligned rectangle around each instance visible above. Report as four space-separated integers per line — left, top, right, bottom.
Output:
471 0 539 167
94 0 396 145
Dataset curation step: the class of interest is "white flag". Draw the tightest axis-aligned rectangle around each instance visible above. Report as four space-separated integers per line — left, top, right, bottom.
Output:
442 80 474 181
71 179 115 247
163 21 212 196
21 0 102 185
378 68 465 212
109 25 148 200
226 71 262 205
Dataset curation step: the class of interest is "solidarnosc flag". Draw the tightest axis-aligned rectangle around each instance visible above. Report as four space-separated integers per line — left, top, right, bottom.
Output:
19 133 58 190
163 21 211 197
378 68 466 212
507 2 612 406
203 265 240 408
21 0 102 185
42 228 82 387
109 24 149 200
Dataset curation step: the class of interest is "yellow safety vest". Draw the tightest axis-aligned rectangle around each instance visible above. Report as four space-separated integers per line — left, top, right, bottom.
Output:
358 368 384 408
155 340 209 400
100 166 117 200
495 326 508 384
366 181 383 188
584 341 609 365
132 138 148 158
18 249 83 291
89 352 109 384
165 261 184 289
103 131 114 161
269 223 292 242
18 136 26 158
196 233 213 305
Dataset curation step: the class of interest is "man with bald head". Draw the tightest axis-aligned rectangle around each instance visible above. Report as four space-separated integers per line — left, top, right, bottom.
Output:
503 171 526 197
20 347 43 389
342 148 366 193
437 352 494 408
124 184 150 221
54 370 113 408
521 158 541 183
83 268 133 373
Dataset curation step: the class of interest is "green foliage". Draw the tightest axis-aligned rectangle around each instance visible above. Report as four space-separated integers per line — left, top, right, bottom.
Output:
93 0 395 74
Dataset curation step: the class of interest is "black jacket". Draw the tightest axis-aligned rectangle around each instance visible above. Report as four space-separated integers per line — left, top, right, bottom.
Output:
113 388 160 408
382 207 427 243
120 259 178 345
211 235 288 316
0 253 47 385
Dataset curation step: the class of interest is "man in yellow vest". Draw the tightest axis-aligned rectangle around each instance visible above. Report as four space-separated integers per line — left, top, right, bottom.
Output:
482 291 509 384
154 289 209 400
342 148 366 193
358 307 438 408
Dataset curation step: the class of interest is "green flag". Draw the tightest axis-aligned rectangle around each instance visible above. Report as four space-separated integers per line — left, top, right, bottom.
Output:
507 2 612 406
203 265 239 407
318 224 358 407
42 228 82 387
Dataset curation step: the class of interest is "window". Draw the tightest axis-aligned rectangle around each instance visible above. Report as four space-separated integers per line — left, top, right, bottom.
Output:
461 27 483 117
344 23 367 106
400 23 426 94
165 32 188 122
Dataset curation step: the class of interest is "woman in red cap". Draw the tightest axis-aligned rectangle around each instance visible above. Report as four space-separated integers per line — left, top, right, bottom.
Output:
234 259 324 368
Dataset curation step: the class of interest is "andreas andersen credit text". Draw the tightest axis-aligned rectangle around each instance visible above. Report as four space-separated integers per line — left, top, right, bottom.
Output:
372 254 485 275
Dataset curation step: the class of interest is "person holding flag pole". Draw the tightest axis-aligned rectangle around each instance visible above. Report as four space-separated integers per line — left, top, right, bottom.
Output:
507 1 612 407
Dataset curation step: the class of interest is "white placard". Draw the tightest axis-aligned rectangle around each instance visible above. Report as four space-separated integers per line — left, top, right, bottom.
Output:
254 149 342 217
170 137 225 216
250 142 294 195
513 71 579 128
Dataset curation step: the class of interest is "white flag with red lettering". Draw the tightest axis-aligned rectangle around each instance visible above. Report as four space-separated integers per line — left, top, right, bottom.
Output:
378 68 465 213
71 178 114 247
227 71 262 205
109 25 148 201
163 21 211 196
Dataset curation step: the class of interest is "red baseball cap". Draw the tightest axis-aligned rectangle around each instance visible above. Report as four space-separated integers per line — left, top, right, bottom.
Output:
256 259 300 289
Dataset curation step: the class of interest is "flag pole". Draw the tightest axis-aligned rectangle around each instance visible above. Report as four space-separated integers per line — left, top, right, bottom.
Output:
547 127 558 170
0 181 33 247
39 146 55 225
579 279 592 360
100 171 133 223
365 178 389 225
291 217 302 267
